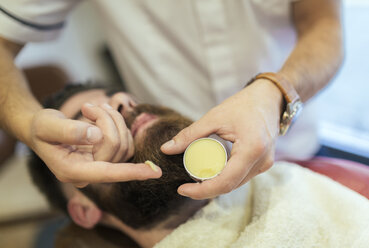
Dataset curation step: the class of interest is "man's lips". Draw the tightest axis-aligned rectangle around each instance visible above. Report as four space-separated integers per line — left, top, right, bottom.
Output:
130 113 158 137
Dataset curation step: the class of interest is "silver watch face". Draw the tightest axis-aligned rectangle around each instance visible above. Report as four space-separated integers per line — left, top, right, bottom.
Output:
280 100 303 135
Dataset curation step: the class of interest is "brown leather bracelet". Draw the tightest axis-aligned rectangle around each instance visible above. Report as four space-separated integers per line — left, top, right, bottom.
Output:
245 72 303 135
254 72 300 104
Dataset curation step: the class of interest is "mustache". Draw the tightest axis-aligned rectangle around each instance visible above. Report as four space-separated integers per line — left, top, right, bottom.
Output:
124 104 179 129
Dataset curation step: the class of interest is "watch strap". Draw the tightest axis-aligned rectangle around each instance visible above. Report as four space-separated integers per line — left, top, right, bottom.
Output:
254 72 300 104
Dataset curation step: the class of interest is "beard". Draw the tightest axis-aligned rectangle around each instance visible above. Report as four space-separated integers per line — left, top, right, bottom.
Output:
124 104 192 164
126 104 193 166
81 104 197 229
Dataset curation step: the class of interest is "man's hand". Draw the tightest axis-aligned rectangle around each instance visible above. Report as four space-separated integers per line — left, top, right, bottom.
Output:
0 36 161 188
81 103 135 163
161 79 283 199
161 0 343 200
29 108 162 188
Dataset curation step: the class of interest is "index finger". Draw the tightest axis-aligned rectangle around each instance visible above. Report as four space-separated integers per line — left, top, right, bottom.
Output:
67 161 162 183
161 114 217 155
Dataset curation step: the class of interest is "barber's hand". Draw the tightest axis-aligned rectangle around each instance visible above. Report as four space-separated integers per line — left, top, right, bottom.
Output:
161 79 283 199
81 103 135 163
29 108 162 188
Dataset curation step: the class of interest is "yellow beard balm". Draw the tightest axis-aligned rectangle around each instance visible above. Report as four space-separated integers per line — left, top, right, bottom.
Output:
183 138 227 181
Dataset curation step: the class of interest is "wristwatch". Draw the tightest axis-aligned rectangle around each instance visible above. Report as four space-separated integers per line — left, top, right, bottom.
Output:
250 72 303 136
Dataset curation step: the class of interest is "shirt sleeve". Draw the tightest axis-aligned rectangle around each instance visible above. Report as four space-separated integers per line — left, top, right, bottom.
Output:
0 0 81 43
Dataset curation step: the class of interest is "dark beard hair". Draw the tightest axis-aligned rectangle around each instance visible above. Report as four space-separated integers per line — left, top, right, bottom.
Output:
81 105 198 229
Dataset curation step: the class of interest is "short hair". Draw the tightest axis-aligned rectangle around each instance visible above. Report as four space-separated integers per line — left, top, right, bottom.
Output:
28 83 195 229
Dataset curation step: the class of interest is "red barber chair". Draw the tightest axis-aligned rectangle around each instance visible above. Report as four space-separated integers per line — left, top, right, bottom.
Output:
293 157 369 199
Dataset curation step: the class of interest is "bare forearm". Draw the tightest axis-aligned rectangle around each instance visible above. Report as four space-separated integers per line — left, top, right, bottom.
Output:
0 38 41 144
279 0 343 102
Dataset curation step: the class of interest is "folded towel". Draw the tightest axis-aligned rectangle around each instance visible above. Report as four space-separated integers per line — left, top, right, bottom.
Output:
155 162 369 248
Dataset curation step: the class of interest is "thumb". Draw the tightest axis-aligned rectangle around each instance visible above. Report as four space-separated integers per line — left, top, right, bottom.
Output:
35 110 103 145
161 117 216 155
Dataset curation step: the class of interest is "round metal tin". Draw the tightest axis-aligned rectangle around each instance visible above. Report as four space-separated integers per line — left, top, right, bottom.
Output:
183 137 228 181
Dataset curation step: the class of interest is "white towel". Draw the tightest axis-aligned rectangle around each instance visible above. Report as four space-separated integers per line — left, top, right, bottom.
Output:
155 162 369 248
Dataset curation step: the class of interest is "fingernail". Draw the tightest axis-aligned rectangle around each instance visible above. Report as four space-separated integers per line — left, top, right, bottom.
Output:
178 190 189 197
145 160 159 172
85 103 94 107
87 126 102 143
162 140 175 150
102 103 113 109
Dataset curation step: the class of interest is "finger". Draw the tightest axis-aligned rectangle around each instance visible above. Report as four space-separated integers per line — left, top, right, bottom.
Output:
35 109 103 145
101 104 134 162
178 142 259 199
124 130 135 161
66 162 162 183
235 152 274 188
74 182 88 188
82 104 120 162
233 163 261 190
161 114 217 155
34 138 162 185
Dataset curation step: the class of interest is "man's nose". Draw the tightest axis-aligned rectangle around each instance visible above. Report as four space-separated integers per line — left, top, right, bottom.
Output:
108 93 137 118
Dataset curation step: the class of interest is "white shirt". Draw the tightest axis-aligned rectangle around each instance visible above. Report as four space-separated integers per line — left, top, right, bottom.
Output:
0 0 318 159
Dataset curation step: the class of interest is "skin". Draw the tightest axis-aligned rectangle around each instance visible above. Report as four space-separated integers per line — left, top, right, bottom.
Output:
58 89 162 187
0 0 342 196
0 38 161 187
161 0 344 199
59 90 204 248
59 90 136 164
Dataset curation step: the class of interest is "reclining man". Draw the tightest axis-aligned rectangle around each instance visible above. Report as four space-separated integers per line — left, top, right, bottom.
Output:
29 83 369 248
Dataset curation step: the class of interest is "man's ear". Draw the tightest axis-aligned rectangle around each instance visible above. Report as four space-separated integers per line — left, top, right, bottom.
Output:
67 194 102 229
